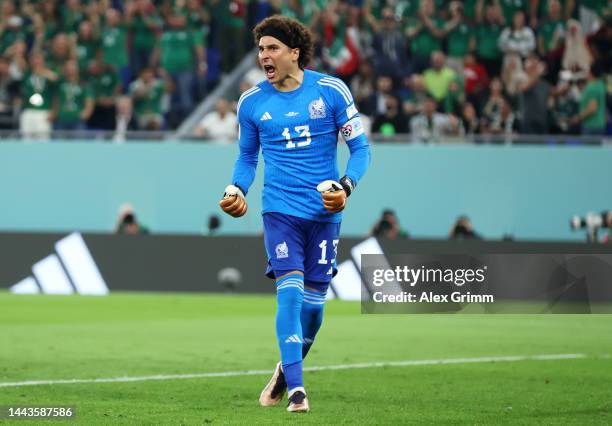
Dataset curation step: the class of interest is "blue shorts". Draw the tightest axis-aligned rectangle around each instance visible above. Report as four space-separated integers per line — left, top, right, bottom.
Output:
263 212 340 281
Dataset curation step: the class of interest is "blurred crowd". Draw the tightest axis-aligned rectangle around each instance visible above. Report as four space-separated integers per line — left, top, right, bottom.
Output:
339 0 612 140
231 0 611 142
1 0 610 141
0 0 251 138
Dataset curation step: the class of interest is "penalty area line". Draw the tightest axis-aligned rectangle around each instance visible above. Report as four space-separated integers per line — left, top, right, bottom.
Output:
0 353 590 388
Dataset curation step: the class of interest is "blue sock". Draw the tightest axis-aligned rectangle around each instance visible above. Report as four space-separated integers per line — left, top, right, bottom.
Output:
275 273 304 391
301 282 328 359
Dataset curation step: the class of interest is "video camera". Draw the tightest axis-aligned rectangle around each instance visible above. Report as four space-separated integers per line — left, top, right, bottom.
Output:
570 211 612 242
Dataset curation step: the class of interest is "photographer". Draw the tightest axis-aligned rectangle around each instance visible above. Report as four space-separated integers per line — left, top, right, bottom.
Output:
571 211 612 243
115 204 150 235
449 215 481 240
602 212 612 244
370 210 408 239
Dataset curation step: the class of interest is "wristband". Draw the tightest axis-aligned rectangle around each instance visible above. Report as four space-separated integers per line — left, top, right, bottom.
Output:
339 176 355 197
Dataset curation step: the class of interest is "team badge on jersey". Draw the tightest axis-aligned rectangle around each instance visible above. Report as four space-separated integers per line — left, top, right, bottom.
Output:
275 241 289 259
308 98 326 119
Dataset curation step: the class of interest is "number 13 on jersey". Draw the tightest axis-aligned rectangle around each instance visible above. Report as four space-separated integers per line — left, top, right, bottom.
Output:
282 125 311 149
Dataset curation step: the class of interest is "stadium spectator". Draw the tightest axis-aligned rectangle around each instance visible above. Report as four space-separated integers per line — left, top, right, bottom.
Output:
423 51 458 103
33 1 61 51
443 78 466 116
405 0 445 73
87 59 120 131
129 67 170 131
459 102 480 136
1 12 27 56
52 60 94 131
373 75 398 116
533 0 575 22
193 98 237 142
549 80 580 134
498 0 529 27
19 51 57 140
402 73 428 118
126 0 162 78
463 53 489 107
501 53 527 98
212 0 247 74
0 2 21 50
449 215 481 239
371 7 408 81
102 9 130 92
474 3 504 78
75 20 100 72
410 96 459 143
350 60 376 117
481 96 517 136
498 11 536 59
562 20 593 75
482 78 505 122
183 0 209 100
47 33 76 74
372 95 407 136
0 56 19 129
113 96 137 142
443 1 475 74
151 12 205 127
572 63 607 135
61 0 85 34
518 56 550 134
537 0 565 59
3 38 27 81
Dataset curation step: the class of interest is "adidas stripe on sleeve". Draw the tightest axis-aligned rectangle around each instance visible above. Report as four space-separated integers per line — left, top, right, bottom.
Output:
232 86 262 195
317 76 370 186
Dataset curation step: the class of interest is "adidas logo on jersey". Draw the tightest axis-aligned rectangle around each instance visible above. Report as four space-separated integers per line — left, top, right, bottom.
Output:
260 112 272 121
285 334 302 344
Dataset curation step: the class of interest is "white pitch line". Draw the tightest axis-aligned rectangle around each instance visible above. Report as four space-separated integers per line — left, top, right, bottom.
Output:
0 353 588 388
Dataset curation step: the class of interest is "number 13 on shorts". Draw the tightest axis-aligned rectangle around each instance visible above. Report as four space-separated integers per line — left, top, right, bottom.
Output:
318 239 339 266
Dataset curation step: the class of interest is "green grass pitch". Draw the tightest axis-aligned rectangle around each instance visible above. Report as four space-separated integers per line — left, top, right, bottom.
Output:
0 292 611 425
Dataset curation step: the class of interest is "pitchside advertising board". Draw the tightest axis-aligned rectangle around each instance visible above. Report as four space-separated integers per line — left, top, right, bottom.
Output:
1 233 611 313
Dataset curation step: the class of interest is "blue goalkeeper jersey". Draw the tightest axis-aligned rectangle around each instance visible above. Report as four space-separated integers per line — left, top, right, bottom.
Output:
231 69 370 223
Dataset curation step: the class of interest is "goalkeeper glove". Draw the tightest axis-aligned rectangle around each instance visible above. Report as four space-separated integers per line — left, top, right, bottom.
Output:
219 184 248 217
317 176 354 213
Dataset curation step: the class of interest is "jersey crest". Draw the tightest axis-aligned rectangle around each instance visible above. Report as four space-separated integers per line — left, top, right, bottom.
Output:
275 241 289 259
308 98 326 119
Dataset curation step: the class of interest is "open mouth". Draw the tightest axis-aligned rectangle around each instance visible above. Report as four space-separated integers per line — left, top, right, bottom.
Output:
263 64 276 80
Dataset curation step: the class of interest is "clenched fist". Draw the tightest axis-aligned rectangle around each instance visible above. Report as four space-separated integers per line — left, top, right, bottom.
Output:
219 185 248 217
317 180 347 213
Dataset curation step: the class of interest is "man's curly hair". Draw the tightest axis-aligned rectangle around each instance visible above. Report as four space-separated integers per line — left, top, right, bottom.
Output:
253 15 314 69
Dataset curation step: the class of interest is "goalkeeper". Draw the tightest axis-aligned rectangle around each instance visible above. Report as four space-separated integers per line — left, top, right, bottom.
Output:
219 15 370 413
